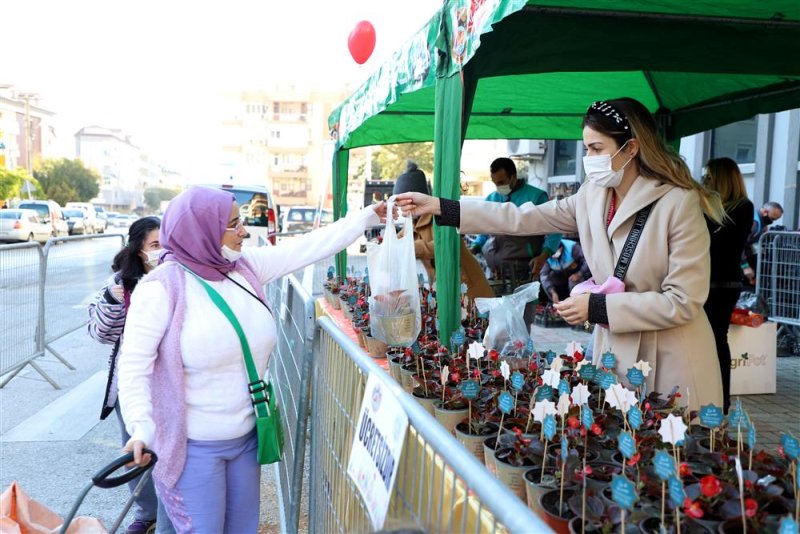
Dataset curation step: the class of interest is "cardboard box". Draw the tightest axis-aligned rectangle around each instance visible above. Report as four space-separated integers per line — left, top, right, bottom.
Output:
729 321 777 395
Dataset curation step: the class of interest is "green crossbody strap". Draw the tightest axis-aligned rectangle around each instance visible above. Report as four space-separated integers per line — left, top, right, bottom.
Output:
179 264 269 419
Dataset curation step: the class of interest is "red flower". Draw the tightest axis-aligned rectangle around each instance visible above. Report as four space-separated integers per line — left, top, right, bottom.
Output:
489 350 499 362
450 372 460 383
679 463 692 478
573 351 584 362
567 416 580 429
744 480 754 491
699 475 722 498
590 423 603 436
528 361 539 372
684 498 704 519
744 498 758 518
626 452 641 466
513 427 523 437
491 370 501 378
644 402 652 411
777 445 785 458
583 465 593 475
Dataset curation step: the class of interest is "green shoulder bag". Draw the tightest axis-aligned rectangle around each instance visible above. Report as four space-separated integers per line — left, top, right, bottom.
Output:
181 265 284 464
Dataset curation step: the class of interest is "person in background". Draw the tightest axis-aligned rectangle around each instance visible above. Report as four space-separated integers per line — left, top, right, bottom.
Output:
118 187 387 532
393 161 493 300
741 200 783 287
396 97 727 412
703 158 755 413
470 157 561 280
87 216 174 534
539 239 592 303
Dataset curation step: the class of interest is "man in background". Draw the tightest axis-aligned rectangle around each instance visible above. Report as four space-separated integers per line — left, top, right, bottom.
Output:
742 200 783 286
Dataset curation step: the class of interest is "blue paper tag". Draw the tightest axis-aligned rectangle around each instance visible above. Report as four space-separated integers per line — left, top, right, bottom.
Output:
601 352 617 370
536 385 554 401
560 435 569 463
699 404 724 429
558 379 570 397
326 266 335 280
478 310 489 319
461 283 468 295
427 293 435 306
498 391 514 415
668 475 685 508
778 516 798 534
460 380 480 400
781 434 799 460
578 364 597 381
626 367 644 387
348 295 357 305
411 341 421 354
511 371 524 391
599 372 617 390
545 350 557 365
581 407 594 431
611 474 637 511
543 414 557 441
450 330 465 349
618 431 636 460
526 339 534 354
652 450 675 481
728 398 746 427
748 423 756 451
628 405 643 431
364 275 369 285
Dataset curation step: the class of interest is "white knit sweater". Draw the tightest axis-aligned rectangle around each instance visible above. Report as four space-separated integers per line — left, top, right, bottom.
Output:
118 207 379 445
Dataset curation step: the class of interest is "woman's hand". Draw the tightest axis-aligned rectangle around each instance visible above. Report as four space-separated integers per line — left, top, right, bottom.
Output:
553 293 590 325
123 439 152 467
371 201 399 223
394 193 441 217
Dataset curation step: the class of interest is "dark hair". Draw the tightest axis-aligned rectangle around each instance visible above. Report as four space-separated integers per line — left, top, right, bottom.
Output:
763 201 783 213
490 157 516 178
111 216 161 292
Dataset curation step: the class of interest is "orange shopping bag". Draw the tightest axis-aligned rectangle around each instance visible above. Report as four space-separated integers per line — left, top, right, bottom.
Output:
0 481 107 533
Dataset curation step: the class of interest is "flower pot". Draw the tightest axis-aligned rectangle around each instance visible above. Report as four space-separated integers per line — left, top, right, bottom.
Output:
388 356 404 382
412 392 437 416
539 488 576 534
433 401 468 435
494 453 536 500
329 293 341 309
356 328 367 349
569 516 639 534
373 312 417 346
584 461 623 492
365 336 388 358
483 437 499 476
600 486 661 523
547 444 601 466
399 365 417 394
638 516 714 534
524 466 576 517
454 421 498 464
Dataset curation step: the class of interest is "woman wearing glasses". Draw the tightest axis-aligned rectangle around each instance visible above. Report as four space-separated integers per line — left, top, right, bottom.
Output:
396 97 726 412
117 186 387 532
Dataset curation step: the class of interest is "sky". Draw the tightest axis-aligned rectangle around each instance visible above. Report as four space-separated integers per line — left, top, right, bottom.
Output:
3 0 442 180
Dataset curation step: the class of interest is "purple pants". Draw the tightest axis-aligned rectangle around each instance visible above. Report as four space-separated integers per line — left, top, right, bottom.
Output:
156 430 260 533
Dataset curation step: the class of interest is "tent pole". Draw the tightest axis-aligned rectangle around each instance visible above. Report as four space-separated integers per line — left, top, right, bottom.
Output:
333 148 349 278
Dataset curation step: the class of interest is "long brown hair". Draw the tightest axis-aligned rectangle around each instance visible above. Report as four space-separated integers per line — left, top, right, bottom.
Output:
703 157 748 213
582 98 726 224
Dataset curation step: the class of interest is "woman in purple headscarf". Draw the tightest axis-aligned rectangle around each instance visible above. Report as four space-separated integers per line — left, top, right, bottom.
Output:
117 186 387 532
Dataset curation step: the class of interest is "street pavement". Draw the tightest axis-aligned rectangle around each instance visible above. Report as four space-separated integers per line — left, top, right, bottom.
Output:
1 239 798 531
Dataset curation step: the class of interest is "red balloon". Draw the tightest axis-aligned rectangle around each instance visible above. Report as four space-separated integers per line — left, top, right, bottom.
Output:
348 20 376 65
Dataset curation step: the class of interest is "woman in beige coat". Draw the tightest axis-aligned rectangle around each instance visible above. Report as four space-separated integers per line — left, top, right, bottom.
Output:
396 98 725 411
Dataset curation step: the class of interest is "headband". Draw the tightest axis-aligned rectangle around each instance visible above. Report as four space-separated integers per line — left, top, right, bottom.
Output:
587 101 631 133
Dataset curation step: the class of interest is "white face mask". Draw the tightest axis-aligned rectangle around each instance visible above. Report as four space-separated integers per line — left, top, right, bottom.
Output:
496 184 512 196
221 244 242 262
582 141 633 188
143 249 161 269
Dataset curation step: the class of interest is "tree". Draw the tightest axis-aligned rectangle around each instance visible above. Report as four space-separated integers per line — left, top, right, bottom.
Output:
0 167 30 200
374 143 434 180
143 187 179 211
33 158 100 205
353 158 382 182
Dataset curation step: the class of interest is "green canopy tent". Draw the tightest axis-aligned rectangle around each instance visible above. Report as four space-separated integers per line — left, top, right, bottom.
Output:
329 0 800 344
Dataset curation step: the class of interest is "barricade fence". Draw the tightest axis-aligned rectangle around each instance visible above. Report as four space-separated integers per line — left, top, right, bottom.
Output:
308 317 551 534
0 234 125 389
757 230 800 354
265 273 315 533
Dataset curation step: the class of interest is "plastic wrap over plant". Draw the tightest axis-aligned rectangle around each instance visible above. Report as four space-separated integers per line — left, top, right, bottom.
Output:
475 282 539 361
367 200 421 346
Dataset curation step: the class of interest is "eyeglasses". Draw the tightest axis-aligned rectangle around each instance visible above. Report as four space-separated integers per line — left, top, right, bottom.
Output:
225 219 244 232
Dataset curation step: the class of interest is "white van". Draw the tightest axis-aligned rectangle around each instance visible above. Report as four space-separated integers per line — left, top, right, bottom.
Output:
64 202 100 234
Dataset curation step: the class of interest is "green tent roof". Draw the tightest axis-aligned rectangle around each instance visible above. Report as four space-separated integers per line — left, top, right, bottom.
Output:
330 0 800 148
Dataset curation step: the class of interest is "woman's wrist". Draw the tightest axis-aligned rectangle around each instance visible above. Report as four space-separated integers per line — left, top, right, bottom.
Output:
435 198 442 216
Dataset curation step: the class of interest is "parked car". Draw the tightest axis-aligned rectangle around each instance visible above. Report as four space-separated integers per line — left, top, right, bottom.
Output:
198 183 279 246
93 205 108 233
65 202 99 234
16 200 69 238
62 208 90 235
281 206 333 234
113 214 136 228
0 209 54 243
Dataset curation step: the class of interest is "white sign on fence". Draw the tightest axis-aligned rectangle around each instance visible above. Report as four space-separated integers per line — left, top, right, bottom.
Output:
347 373 408 530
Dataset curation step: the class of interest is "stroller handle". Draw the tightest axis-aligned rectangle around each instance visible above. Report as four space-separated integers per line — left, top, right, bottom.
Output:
92 449 159 489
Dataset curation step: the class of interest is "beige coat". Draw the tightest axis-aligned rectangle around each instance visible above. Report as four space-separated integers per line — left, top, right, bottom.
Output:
460 177 722 411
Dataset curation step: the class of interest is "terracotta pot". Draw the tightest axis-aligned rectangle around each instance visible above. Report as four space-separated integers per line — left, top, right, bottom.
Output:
454 421 498 464
539 488 576 534
524 466 576 517
412 392 437 416
494 453 536 500
433 401 468 435
365 336 388 358
483 437 499 476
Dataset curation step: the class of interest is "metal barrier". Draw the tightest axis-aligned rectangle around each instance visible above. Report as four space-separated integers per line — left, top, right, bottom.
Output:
0 243 47 387
266 273 315 533
757 230 800 353
309 317 551 534
41 234 125 368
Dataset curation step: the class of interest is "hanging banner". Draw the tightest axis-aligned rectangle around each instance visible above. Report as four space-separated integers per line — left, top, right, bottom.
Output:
347 374 409 530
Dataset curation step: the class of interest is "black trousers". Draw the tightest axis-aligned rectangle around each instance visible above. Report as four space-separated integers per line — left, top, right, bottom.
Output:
704 287 741 413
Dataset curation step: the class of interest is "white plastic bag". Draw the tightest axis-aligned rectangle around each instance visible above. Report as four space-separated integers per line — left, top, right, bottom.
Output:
474 282 539 360
367 200 421 346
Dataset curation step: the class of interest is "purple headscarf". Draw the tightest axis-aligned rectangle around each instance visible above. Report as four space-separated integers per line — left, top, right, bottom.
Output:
160 186 237 281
